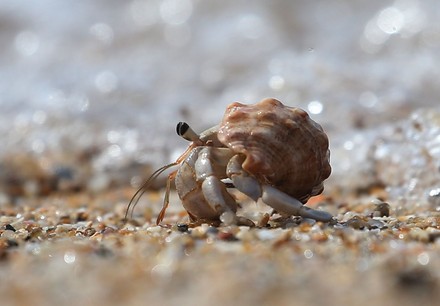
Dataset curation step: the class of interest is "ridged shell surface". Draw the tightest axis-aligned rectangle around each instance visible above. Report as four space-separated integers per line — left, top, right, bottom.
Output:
217 98 331 203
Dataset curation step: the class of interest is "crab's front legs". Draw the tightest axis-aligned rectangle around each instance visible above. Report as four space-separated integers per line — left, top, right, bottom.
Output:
227 155 333 222
175 147 238 222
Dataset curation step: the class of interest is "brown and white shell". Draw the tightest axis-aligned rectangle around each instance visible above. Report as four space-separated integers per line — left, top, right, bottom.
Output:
217 98 331 203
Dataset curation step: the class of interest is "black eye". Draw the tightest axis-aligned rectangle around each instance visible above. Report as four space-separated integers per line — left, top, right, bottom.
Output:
176 122 189 136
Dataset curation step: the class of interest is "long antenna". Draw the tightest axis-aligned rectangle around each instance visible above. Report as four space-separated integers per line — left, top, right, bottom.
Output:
124 162 178 221
124 122 201 222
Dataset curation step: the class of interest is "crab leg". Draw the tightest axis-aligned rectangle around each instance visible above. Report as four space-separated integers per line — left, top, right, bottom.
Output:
260 185 333 222
195 147 237 214
156 141 201 224
156 170 177 225
227 155 333 222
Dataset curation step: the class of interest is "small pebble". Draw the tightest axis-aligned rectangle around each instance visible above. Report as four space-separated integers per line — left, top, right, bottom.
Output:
6 239 19 248
58 215 72 224
256 228 287 241
373 202 390 217
257 213 270 227
76 211 89 222
177 224 189 233
5 224 16 232
205 226 219 235
220 211 236 226
346 216 369 230
367 219 386 230
396 267 436 292
94 246 114 258
428 231 440 243
217 231 238 241
409 228 429 243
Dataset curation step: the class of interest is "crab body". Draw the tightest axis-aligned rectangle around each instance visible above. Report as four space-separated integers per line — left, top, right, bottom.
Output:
127 98 332 224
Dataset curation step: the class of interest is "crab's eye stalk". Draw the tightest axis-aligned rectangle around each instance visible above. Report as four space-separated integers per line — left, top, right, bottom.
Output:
176 122 189 136
176 122 200 142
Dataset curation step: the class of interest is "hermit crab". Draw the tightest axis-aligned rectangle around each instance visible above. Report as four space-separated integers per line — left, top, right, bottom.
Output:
125 98 333 225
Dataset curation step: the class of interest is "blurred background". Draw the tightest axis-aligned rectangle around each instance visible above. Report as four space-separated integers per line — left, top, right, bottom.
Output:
1 0 440 209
